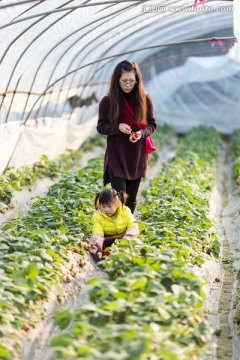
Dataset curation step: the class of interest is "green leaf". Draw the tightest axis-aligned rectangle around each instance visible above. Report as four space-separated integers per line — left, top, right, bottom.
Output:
0 244 9 250
195 256 205 265
236 270 240 280
1 222 16 231
59 226 69 234
26 263 39 280
12 270 27 284
54 310 72 330
0 344 12 359
50 333 73 347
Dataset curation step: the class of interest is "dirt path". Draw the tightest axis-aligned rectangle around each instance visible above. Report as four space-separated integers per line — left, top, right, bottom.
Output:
217 138 240 360
0 178 56 232
204 137 240 360
22 256 105 360
215 139 234 359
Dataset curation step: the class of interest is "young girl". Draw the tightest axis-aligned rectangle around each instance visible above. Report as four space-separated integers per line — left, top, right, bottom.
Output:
87 188 139 254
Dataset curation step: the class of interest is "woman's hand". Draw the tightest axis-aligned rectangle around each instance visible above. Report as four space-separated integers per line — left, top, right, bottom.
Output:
119 123 132 134
129 131 142 143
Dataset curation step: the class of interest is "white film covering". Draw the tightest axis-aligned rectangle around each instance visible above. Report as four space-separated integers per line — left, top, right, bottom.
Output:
0 0 238 172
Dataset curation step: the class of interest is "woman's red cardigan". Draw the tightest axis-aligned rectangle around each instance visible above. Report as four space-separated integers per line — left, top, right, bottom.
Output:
97 93 157 185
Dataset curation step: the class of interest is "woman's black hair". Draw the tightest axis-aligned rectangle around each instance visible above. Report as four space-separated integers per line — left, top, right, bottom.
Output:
94 188 127 210
108 60 147 124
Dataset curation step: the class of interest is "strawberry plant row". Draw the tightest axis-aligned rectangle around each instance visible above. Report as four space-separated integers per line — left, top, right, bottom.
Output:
139 126 221 262
0 157 104 359
232 129 240 194
0 126 175 358
0 126 172 214
0 151 80 214
0 134 106 214
49 127 221 360
149 124 174 164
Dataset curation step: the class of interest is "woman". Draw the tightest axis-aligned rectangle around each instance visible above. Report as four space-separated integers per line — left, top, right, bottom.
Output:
97 60 157 213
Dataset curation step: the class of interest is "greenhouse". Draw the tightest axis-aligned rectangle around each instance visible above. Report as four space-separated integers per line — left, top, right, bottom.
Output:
0 0 240 359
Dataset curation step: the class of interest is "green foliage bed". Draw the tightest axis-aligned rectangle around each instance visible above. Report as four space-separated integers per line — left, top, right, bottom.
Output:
0 126 221 359
50 127 220 360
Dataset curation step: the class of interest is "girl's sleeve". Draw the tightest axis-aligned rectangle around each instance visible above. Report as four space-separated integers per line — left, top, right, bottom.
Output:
97 96 121 136
124 207 140 236
92 213 104 236
140 94 157 139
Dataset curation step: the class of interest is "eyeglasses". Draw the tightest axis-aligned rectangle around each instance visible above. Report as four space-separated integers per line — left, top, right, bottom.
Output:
119 79 137 85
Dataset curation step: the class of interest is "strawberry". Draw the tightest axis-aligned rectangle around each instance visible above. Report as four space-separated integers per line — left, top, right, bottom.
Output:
130 132 139 142
132 132 137 139
23 323 31 332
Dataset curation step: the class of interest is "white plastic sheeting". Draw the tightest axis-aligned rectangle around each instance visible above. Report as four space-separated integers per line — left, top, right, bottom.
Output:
146 52 240 133
0 0 238 173
234 0 240 40
0 122 21 174
142 0 240 133
0 116 97 173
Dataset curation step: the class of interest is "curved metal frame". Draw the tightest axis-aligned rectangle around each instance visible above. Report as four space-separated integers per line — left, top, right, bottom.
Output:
22 34 236 124
1 1 82 122
55 5 225 120
0 1 42 10
34 3 133 119
56 5 162 118
0 0 235 124
0 2 75 110
42 2 143 118
1 1 144 123
0 0 144 31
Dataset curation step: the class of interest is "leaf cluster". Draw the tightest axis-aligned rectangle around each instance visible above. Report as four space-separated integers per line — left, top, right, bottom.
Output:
0 133 105 212
0 157 104 356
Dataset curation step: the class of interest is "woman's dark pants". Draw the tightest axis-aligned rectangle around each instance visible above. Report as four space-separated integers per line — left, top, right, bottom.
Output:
108 166 141 213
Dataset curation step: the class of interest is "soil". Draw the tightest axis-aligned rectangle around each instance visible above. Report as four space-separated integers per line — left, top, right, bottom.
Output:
0 178 56 232
22 255 105 360
218 139 240 360
201 137 240 360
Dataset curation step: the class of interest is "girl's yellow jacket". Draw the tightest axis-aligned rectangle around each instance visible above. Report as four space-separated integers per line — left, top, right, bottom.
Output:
92 204 139 237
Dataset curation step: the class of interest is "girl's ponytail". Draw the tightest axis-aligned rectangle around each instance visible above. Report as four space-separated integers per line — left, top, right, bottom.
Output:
94 193 100 209
117 190 128 205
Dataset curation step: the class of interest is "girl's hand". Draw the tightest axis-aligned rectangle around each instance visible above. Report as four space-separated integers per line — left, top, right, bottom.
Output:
129 131 142 143
86 244 98 254
86 234 104 254
119 123 132 134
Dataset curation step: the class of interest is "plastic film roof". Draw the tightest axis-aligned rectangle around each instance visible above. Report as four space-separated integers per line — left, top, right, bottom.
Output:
0 0 239 172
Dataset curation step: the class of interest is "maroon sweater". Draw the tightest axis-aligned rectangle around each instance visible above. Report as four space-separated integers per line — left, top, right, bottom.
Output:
97 92 157 185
